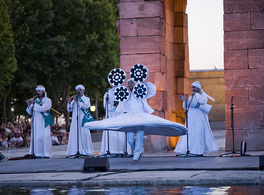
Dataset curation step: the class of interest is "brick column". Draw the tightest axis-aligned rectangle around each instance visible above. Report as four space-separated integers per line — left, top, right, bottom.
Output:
118 0 189 152
224 0 264 150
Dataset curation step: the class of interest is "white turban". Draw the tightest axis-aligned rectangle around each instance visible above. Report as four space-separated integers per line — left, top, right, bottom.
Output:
75 84 85 91
191 81 215 101
191 81 201 89
35 85 45 91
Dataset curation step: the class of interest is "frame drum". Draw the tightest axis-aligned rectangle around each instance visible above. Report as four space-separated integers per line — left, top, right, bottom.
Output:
108 68 127 86
132 83 148 99
189 95 212 114
114 86 130 102
130 64 149 83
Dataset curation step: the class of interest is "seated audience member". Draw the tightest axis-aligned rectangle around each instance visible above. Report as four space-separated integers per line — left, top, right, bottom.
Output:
9 133 24 147
1 134 8 148
59 124 67 134
51 132 61 145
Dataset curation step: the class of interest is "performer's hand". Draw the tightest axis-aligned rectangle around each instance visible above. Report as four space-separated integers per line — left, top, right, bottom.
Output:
73 95 77 101
27 98 35 105
66 96 71 103
179 94 186 101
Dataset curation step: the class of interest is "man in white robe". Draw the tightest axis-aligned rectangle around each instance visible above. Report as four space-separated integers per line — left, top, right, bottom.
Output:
174 81 219 156
100 88 131 155
26 85 53 158
116 79 156 161
67 84 94 156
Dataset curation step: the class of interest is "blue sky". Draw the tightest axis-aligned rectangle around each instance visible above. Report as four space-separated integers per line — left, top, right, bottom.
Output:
187 0 224 70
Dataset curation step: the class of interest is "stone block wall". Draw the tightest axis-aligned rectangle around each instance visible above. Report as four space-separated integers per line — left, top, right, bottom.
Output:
118 0 189 152
224 0 264 150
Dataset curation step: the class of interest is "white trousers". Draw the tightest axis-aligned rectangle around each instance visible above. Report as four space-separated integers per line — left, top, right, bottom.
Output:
127 131 144 160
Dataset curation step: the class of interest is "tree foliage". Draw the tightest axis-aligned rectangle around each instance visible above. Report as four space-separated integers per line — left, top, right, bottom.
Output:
0 0 17 97
1 0 120 123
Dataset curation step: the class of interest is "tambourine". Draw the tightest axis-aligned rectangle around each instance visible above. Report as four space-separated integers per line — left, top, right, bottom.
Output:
108 68 127 86
132 83 148 99
114 86 130 102
130 64 149 83
189 95 212 114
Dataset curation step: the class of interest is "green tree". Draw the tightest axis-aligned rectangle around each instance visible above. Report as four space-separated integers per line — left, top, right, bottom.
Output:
4 0 54 122
0 0 17 122
4 0 120 123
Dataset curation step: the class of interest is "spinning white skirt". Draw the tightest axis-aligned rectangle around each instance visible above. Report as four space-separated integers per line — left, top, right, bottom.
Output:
84 113 187 137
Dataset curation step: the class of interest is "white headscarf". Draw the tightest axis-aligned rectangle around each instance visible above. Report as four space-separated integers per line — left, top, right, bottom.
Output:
191 81 201 89
35 85 45 92
35 85 47 97
75 84 85 91
191 81 215 101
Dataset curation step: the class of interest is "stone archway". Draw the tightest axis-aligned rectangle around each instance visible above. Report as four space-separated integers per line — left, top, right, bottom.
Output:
118 0 264 152
118 0 189 152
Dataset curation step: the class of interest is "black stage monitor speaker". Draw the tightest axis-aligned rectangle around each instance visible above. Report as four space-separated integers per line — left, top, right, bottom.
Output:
0 152 5 161
259 156 264 170
240 141 247 156
82 157 110 172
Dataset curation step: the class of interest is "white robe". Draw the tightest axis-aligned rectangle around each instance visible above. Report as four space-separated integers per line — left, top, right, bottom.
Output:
26 97 52 157
67 95 94 155
174 92 219 155
115 82 156 160
100 89 131 155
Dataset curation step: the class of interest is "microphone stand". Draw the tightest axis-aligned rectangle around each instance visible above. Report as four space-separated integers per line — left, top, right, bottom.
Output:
220 96 240 157
30 102 37 159
106 90 111 156
101 89 120 158
122 133 130 157
183 99 191 157
67 94 88 158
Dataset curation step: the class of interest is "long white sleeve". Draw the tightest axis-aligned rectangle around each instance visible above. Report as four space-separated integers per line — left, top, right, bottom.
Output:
195 93 207 104
26 104 34 115
67 100 75 112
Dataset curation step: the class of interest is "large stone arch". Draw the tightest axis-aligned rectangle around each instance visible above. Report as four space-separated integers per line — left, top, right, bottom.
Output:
118 0 264 152
118 0 189 152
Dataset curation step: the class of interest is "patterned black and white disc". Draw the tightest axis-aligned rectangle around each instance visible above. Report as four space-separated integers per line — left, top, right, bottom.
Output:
130 64 149 83
114 86 130 102
108 68 127 86
132 83 148 99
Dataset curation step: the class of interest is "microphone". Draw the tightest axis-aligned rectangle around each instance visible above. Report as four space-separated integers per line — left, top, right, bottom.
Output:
231 96 234 99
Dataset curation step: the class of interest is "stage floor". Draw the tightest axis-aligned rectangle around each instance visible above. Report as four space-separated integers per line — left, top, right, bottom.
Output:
0 155 260 174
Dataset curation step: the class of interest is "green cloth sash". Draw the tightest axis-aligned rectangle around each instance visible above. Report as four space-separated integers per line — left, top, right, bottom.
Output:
35 98 54 127
40 110 54 128
78 96 94 126
80 107 94 127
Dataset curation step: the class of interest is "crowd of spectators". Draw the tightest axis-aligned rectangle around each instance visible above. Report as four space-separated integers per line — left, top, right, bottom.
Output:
0 121 70 149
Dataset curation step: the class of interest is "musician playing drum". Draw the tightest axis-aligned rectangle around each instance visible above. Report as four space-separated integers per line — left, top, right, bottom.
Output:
26 85 53 158
174 81 219 156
